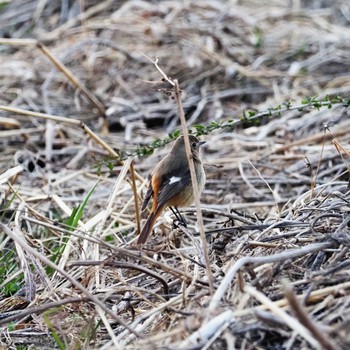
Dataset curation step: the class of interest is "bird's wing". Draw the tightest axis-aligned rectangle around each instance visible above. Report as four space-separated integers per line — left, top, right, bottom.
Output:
156 169 192 208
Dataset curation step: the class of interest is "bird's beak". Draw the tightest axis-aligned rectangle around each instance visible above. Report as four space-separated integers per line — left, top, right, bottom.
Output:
198 141 206 147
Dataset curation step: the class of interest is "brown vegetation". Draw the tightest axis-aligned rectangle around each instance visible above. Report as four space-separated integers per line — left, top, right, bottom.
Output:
0 0 350 349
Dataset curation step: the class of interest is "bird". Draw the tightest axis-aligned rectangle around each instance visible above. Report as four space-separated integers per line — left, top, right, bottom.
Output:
137 135 206 244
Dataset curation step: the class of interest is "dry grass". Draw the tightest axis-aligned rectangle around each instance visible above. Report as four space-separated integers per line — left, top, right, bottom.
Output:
0 0 350 349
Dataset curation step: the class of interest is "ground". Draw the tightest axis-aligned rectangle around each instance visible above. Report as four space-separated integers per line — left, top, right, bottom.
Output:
0 1 350 349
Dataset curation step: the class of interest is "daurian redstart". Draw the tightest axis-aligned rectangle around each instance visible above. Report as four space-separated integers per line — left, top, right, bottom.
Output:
137 135 206 244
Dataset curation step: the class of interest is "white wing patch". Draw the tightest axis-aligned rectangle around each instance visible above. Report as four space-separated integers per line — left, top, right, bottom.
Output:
169 176 182 184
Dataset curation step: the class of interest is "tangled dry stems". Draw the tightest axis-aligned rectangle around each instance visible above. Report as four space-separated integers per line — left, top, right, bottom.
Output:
0 0 350 349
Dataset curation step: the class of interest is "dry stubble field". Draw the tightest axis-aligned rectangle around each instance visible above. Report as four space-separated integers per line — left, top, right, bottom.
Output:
0 1 350 349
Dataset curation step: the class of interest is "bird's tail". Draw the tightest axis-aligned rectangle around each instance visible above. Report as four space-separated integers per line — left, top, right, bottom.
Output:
137 209 162 244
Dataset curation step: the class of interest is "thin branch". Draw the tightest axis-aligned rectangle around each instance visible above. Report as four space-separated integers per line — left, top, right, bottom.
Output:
244 285 320 348
37 43 106 117
143 55 175 86
284 282 341 350
173 79 214 296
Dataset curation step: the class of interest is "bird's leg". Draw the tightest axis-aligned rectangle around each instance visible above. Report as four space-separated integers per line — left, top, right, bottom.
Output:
170 206 181 221
170 207 187 227
176 207 188 226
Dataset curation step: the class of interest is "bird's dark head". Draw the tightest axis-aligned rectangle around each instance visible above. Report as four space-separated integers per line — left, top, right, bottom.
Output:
171 135 205 159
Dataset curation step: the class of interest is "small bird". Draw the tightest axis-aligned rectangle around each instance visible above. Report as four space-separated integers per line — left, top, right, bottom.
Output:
137 135 206 244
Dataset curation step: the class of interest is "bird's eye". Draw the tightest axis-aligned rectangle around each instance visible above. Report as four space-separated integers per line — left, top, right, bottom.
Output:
191 142 197 148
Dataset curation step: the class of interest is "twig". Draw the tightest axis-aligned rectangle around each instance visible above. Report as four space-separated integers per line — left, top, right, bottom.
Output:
174 79 214 296
0 105 81 125
70 259 169 299
284 282 341 350
37 43 106 118
0 38 107 119
143 55 175 86
129 160 141 235
244 285 320 348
